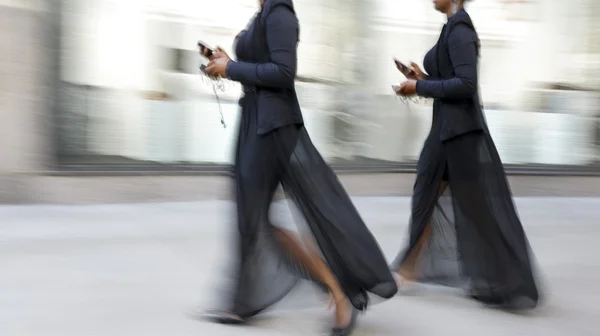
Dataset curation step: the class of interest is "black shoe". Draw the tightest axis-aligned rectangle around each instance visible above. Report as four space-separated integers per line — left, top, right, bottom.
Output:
330 308 359 336
470 294 505 306
498 296 538 311
201 310 245 325
470 294 537 311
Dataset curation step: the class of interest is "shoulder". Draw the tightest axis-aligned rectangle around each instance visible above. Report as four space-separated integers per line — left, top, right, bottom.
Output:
270 5 296 18
261 0 296 19
446 22 477 46
261 3 297 27
263 6 298 33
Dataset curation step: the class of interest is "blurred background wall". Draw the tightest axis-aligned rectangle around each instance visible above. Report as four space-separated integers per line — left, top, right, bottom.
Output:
1 0 600 203
0 0 57 198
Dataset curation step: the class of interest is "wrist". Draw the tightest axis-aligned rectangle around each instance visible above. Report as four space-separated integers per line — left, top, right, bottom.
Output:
415 80 422 95
225 60 234 78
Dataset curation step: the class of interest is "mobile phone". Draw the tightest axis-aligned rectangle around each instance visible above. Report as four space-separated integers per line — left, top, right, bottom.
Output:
198 41 216 58
394 59 407 71
394 59 414 77
199 64 207 73
392 84 401 92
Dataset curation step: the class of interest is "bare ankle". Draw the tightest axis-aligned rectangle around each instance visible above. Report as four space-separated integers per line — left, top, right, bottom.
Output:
397 267 415 280
330 291 346 304
332 296 352 327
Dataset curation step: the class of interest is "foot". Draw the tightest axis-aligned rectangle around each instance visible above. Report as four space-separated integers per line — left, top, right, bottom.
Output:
333 298 353 329
470 293 537 311
393 271 415 293
331 300 359 336
201 310 244 325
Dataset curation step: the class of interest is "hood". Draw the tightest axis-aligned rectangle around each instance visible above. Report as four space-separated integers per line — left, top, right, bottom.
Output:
448 8 475 31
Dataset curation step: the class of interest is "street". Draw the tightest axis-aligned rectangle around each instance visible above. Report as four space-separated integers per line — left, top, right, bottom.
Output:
1 197 599 336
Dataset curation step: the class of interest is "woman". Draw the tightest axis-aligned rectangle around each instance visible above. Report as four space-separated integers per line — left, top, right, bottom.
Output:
200 0 397 334
393 0 540 310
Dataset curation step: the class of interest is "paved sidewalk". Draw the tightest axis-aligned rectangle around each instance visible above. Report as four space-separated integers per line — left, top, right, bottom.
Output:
1 197 599 336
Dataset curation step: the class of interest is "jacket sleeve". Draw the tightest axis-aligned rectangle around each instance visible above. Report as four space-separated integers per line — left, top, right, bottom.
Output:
416 24 478 99
225 6 298 89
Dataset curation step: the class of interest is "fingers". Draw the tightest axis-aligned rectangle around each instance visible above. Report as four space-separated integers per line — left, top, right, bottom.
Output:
395 59 420 77
205 62 217 76
205 60 225 79
397 81 407 95
409 62 422 79
212 51 226 59
211 51 230 63
199 45 226 61
394 59 402 70
200 49 216 62
199 46 210 57
214 46 229 58
394 59 408 75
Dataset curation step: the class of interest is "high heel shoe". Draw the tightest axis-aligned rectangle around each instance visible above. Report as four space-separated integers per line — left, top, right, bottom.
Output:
200 310 245 325
330 307 359 336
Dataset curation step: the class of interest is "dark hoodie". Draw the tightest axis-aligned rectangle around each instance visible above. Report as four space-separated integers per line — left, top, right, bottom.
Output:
415 8 485 141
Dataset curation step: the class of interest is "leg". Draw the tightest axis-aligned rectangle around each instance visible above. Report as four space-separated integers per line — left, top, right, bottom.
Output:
209 123 292 321
214 125 352 327
281 128 398 306
210 154 280 322
271 227 353 328
266 127 353 328
390 135 449 289
445 131 530 306
395 181 448 284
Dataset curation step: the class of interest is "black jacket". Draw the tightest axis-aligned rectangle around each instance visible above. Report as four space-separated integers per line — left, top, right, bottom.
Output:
416 9 486 141
225 0 304 135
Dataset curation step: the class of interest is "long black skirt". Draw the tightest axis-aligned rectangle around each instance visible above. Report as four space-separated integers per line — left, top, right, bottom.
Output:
220 102 397 318
391 129 540 308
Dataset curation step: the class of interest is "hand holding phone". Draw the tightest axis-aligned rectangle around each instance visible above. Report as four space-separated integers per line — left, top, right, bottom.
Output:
198 41 216 59
199 64 220 80
394 59 427 80
394 59 415 79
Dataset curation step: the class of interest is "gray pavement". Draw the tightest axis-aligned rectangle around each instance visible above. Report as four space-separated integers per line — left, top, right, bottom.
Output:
1 197 599 336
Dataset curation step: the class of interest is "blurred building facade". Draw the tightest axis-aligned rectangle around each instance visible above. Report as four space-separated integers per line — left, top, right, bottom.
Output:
2 0 600 186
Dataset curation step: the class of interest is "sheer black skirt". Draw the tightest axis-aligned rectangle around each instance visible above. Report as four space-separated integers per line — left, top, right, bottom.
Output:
391 129 540 308
219 95 397 318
